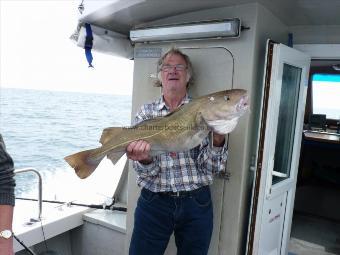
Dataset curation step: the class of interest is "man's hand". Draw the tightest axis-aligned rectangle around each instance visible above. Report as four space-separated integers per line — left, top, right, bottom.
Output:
126 140 153 164
213 133 225 147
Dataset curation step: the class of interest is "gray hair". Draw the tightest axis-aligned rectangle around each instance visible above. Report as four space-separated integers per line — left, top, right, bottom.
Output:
154 47 194 88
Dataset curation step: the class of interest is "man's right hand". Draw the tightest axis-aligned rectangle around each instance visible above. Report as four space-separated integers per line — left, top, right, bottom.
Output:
126 140 153 164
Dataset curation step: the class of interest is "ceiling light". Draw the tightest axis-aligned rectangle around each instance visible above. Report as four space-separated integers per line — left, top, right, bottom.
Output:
130 19 241 43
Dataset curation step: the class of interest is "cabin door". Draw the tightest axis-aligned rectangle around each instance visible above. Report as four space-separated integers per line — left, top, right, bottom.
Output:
246 41 310 255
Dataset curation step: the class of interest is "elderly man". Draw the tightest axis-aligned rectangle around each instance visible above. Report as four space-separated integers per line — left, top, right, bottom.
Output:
0 134 16 255
127 48 228 255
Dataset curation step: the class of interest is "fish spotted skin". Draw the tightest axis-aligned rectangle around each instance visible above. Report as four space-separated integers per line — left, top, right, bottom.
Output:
64 89 249 179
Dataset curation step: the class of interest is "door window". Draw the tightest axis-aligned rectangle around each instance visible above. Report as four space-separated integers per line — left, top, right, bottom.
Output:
272 64 302 184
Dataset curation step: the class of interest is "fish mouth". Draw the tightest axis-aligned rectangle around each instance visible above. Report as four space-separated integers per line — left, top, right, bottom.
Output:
236 95 250 112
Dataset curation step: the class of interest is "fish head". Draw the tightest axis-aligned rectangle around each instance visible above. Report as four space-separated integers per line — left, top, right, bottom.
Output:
200 89 249 134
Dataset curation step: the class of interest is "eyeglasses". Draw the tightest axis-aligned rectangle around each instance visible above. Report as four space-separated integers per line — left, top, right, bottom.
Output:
161 64 187 71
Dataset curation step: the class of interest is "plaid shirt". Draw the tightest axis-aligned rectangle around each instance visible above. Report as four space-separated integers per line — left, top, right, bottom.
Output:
133 94 228 192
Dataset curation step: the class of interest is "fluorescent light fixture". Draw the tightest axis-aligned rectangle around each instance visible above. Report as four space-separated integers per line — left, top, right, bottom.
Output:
130 18 241 42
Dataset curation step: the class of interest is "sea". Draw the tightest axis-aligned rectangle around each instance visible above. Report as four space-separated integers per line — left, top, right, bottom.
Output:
0 88 131 203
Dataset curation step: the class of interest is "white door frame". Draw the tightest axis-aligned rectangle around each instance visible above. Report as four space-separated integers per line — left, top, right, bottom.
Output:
247 40 311 255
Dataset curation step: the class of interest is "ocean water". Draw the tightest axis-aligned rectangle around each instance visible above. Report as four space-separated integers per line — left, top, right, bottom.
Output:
0 88 131 202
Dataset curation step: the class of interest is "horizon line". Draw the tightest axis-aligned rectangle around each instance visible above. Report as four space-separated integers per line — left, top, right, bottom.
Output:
0 86 132 96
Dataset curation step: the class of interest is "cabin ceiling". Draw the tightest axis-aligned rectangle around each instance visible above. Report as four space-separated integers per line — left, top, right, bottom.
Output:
311 59 340 67
80 0 340 34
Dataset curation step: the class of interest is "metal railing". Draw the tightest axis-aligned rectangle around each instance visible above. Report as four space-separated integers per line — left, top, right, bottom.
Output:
14 168 42 221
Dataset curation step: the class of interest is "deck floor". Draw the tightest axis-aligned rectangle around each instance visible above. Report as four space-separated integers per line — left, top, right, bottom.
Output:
288 213 340 255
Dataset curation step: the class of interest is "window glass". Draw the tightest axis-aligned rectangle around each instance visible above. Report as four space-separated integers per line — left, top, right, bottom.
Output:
312 74 340 120
272 64 301 184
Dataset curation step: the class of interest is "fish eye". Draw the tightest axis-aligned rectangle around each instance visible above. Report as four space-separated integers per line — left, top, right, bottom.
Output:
224 95 230 101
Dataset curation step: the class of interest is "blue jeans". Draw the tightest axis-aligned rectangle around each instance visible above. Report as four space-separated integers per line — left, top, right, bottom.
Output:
129 186 213 255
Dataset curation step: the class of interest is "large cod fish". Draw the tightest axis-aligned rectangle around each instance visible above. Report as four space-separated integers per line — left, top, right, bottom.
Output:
65 89 249 179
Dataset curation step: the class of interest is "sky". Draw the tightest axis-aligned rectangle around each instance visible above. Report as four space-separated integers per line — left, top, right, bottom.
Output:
0 0 134 95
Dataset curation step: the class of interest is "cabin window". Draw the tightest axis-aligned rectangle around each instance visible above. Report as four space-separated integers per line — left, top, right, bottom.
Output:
311 74 340 120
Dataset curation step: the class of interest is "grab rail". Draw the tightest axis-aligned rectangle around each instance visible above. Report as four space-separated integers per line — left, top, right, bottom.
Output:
14 168 42 221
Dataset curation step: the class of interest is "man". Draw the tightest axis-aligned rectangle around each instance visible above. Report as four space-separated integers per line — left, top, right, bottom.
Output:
0 134 16 255
127 48 228 255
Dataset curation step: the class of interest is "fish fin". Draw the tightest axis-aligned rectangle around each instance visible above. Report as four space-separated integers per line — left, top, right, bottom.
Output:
133 116 167 127
100 127 123 145
107 150 125 165
133 108 183 126
64 148 104 179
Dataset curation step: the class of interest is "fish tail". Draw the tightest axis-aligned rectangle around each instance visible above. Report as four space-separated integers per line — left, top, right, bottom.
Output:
64 148 104 179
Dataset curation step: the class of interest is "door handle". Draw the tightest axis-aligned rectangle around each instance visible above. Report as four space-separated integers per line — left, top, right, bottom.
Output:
272 170 288 178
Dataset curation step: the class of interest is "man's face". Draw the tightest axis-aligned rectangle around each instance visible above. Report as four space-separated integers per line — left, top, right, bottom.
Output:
160 53 189 94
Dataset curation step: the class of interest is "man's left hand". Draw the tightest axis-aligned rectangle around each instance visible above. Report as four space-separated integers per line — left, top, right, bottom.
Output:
213 133 225 147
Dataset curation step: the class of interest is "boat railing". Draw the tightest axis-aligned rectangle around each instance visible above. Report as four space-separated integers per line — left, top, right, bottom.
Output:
14 168 42 221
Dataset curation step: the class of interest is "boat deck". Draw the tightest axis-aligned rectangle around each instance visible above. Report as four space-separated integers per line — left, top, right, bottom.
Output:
289 213 340 255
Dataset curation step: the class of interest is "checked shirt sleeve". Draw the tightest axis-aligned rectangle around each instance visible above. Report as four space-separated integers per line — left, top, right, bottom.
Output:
197 134 228 175
132 105 161 177
134 158 160 177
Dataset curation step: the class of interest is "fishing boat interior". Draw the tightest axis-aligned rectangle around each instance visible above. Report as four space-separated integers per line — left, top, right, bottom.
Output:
13 0 340 254
291 59 340 255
